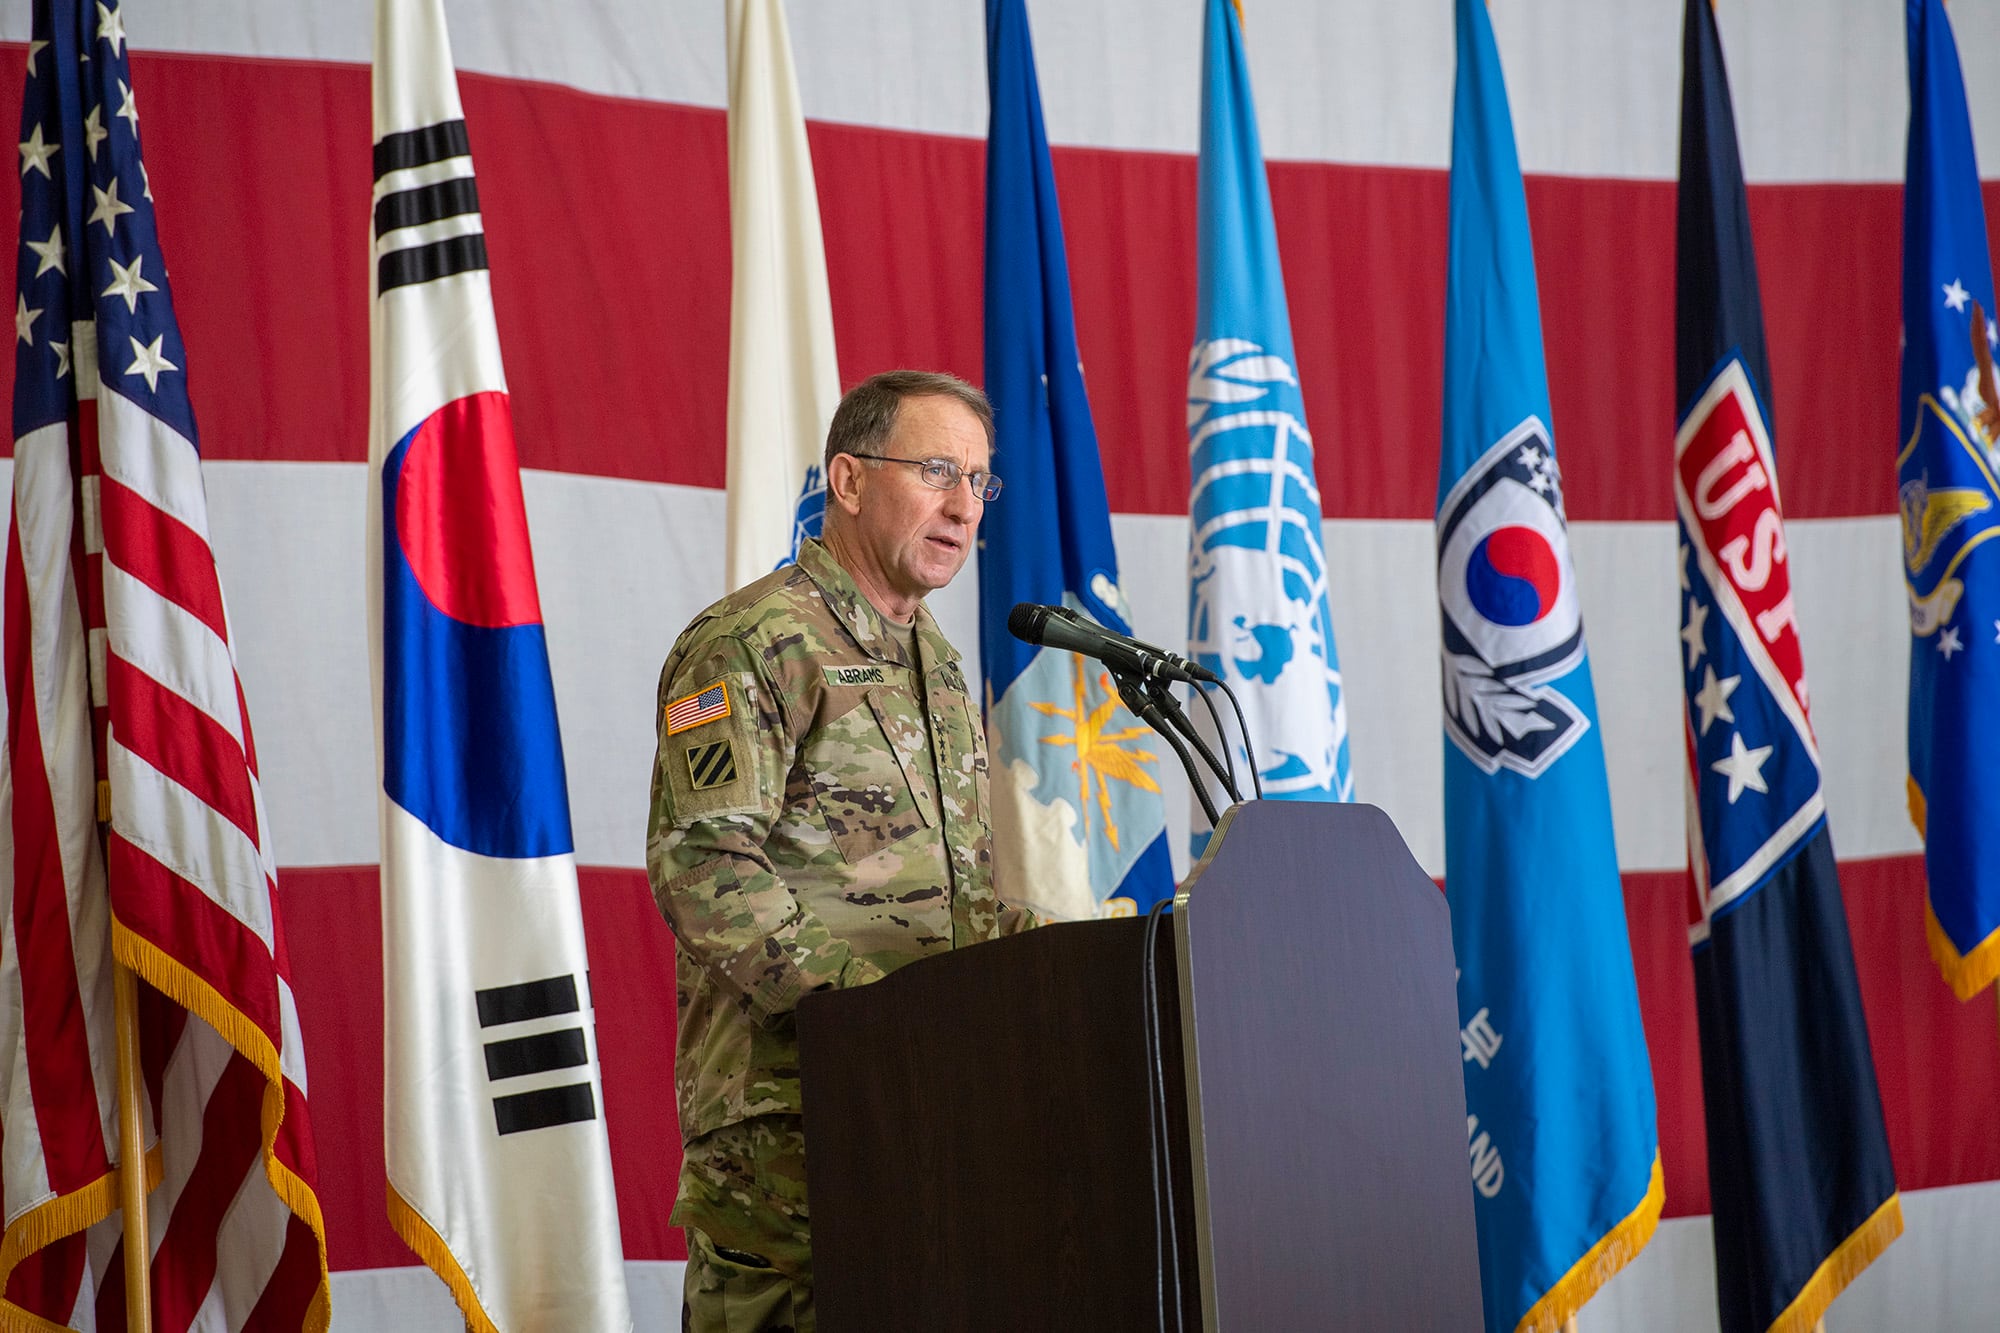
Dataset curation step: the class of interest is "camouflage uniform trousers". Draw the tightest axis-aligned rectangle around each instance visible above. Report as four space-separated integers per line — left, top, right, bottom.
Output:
677 1114 814 1333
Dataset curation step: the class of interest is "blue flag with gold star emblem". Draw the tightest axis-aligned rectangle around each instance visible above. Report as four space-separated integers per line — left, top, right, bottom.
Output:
1677 2 1902 1328
1187 0 1353 852
1900 0 2000 999
977 0 1173 919
1439 5 1662 1329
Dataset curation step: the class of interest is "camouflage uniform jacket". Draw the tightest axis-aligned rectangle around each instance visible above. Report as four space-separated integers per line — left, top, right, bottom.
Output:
647 538 1029 1142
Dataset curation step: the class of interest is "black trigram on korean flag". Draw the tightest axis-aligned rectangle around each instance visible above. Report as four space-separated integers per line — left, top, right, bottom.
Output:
474 973 600 1136
373 117 488 293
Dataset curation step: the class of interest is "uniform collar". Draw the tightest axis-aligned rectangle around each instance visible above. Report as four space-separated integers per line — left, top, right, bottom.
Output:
797 537 961 672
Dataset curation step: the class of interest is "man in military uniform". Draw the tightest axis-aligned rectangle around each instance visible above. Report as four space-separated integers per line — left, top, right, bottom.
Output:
647 370 1035 1332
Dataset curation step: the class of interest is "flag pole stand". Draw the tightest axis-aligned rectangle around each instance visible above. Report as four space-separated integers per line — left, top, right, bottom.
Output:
113 957 155 1333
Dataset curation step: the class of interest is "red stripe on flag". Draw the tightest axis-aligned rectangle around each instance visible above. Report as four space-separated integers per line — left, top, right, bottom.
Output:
0 51 1959 522
98 475 229 642
107 653 261 844
1 1230 86 1324
145 1053 267 1333
108 835 282 1044
3 498 112 1195
237 1215 323 1333
84 1063 268 1333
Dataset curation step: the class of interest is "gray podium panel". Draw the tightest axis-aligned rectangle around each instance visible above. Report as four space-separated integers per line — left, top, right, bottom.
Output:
1176 800 1483 1329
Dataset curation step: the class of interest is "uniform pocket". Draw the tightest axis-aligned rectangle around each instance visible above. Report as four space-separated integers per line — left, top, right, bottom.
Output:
804 689 932 864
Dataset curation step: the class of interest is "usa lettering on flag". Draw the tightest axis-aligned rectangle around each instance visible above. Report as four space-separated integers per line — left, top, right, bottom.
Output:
0 1 329 1329
666 682 731 734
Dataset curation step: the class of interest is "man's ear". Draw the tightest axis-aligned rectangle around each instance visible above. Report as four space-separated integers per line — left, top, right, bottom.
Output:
826 451 866 518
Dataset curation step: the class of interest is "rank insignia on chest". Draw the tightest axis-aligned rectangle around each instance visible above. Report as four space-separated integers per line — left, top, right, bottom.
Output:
685 739 738 791
666 681 731 734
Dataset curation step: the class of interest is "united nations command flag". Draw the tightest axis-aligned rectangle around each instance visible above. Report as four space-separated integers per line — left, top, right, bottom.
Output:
1900 0 2000 999
1440 4 1660 1328
1186 0 1355 853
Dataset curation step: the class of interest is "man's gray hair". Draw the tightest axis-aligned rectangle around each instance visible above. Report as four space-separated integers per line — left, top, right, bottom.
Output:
823 370 995 469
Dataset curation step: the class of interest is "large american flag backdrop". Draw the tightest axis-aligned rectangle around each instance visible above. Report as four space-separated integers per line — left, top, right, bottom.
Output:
0 1 1995 1327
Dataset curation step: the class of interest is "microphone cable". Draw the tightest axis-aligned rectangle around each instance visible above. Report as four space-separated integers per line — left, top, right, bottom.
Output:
1141 897 1185 1332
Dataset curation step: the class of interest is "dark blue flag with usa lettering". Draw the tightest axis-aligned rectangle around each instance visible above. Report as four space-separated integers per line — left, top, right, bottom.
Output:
1675 2 1902 1329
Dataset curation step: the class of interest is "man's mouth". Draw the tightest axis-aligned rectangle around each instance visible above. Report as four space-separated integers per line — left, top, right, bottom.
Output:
927 534 962 552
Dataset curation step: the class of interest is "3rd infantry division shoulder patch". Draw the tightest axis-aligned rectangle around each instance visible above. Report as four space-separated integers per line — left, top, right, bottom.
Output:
686 739 737 791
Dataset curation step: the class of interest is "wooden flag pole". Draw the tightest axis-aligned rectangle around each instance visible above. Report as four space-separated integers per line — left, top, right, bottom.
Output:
112 959 154 1333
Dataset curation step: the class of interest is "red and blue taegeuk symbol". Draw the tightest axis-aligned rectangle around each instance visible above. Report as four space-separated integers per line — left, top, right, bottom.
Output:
382 391 572 858
1464 525 1563 628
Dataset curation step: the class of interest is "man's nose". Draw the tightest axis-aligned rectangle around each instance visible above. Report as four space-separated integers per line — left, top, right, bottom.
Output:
942 475 983 520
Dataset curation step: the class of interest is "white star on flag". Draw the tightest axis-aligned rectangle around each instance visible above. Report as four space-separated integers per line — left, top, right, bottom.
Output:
1679 542 1691 592
124 332 176 391
1693 665 1740 735
83 105 106 161
1517 444 1543 469
1945 278 1972 312
102 253 158 313
18 123 58 179
15 294 41 345
1938 625 1965 661
96 1 127 56
25 224 64 277
25 39 46 77
51 339 70 378
1681 596 1710 670
1711 731 1773 804
115 79 138 136
88 178 133 237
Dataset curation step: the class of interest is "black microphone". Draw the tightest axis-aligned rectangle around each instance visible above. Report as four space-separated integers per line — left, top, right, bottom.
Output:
1006 603 1214 686
1042 605 1222 684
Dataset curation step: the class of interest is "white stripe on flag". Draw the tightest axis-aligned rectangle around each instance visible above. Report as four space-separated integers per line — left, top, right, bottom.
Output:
109 740 276 951
102 560 246 747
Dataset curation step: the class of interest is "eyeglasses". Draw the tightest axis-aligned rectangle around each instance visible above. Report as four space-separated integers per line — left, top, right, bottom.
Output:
848 453 1003 501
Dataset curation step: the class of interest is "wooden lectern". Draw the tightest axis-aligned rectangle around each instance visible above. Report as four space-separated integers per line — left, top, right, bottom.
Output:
796 800 1483 1329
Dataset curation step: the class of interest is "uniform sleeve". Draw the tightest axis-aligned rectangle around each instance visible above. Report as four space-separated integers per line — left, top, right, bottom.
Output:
646 633 878 1026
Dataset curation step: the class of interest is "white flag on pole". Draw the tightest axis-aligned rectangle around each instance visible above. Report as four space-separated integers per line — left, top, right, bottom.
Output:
725 0 842 588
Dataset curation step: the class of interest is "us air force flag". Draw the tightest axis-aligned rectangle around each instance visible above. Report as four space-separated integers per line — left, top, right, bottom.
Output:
1188 0 1353 850
980 0 1173 919
1440 5 1661 1329
724 0 839 589
371 0 632 1328
1678 3 1901 1328
1900 0 2000 998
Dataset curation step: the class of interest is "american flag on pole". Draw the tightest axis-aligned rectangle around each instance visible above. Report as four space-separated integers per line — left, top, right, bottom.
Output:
0 0 329 1328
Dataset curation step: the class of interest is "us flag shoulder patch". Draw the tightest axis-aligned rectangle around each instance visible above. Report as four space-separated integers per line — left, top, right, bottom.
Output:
666 681 731 735
686 740 738 791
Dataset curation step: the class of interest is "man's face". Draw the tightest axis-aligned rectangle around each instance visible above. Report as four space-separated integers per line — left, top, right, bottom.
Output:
847 395 990 607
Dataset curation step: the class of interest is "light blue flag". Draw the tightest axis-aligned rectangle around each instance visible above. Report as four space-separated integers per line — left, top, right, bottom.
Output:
1901 0 2000 998
1188 0 1352 851
1440 3 1662 1328
978 0 1173 919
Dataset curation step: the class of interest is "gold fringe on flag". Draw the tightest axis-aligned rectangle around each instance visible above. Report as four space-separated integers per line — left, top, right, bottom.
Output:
387 1184 502 1333
111 920 331 1333
1514 1153 1666 1333
1769 1194 1904 1333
